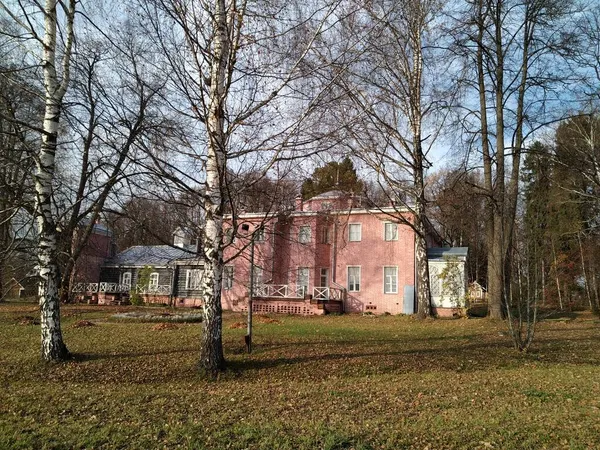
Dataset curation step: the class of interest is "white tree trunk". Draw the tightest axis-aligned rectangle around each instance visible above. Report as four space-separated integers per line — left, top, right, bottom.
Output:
200 0 229 375
36 0 75 361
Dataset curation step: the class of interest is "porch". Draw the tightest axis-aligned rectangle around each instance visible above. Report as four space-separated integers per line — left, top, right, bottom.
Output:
71 282 173 305
244 284 346 316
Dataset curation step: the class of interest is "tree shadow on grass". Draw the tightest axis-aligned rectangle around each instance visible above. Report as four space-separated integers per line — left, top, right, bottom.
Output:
70 347 198 362
227 335 600 378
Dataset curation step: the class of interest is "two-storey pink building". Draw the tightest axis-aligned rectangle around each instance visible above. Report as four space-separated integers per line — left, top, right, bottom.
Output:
222 190 456 315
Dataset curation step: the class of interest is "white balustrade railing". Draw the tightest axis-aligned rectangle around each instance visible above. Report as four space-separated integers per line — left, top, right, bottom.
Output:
254 284 287 298
135 284 172 295
73 282 171 295
99 282 130 293
253 284 305 298
313 287 329 300
313 286 345 300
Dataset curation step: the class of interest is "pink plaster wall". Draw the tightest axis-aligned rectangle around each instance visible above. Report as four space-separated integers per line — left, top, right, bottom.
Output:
222 204 417 315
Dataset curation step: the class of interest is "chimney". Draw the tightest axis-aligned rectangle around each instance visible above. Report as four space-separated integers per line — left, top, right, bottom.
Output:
295 195 303 211
173 227 191 248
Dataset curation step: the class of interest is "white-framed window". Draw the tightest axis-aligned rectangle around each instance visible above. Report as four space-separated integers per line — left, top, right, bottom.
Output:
384 266 398 294
149 272 159 289
252 266 263 287
384 222 398 241
298 226 311 243
297 267 309 294
255 227 265 242
223 266 234 290
348 266 361 291
186 269 203 290
224 228 235 244
121 272 132 286
348 223 362 242
320 268 329 287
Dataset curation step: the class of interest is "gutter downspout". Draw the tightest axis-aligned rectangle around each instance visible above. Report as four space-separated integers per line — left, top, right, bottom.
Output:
170 265 178 308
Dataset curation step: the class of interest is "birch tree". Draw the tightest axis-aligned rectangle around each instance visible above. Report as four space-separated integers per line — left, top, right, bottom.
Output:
139 0 340 375
330 0 448 317
0 0 78 360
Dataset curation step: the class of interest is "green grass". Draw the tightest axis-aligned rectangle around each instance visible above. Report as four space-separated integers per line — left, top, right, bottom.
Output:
1 303 599 449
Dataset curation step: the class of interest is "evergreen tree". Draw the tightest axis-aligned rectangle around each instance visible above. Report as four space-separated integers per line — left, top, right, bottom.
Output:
301 157 364 200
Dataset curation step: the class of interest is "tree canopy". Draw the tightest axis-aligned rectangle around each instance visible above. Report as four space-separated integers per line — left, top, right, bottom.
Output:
301 157 364 200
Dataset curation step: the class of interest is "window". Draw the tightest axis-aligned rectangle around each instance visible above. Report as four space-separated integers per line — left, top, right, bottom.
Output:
186 269 203 290
255 227 265 242
224 228 234 244
384 222 398 241
320 268 329 287
319 226 330 244
223 266 234 290
349 223 362 242
121 272 131 286
298 226 311 243
252 266 263 286
297 267 309 294
149 272 159 289
348 266 361 291
384 266 398 294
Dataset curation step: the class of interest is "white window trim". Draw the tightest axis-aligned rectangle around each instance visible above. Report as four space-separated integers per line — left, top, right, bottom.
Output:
383 266 398 294
121 272 132 286
384 222 398 241
320 267 329 287
298 225 311 244
297 267 309 286
149 272 159 288
348 223 362 242
347 266 361 292
185 269 203 290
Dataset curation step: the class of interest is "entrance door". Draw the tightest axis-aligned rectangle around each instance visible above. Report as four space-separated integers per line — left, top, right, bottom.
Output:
320 268 329 287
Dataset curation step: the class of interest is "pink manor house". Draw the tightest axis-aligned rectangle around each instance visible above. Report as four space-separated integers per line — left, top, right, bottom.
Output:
78 190 467 316
221 190 467 316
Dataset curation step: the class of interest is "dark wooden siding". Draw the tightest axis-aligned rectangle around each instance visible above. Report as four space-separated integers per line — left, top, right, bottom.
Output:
99 267 173 287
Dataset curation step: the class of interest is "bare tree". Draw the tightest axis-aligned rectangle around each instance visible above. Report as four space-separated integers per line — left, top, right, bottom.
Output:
137 0 341 375
0 62 40 300
448 0 578 319
329 0 450 317
55 25 167 302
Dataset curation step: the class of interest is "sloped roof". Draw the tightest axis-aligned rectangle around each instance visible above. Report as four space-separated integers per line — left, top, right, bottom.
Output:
427 247 469 260
104 245 198 267
309 190 350 200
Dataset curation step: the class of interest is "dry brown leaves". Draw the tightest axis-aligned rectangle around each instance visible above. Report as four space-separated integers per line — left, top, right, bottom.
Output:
256 315 281 325
229 321 245 329
72 320 96 328
151 323 179 331
17 316 39 325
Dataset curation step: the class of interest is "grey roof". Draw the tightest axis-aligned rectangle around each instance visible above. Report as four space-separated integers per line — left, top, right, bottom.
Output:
427 247 469 260
105 245 199 267
309 190 350 200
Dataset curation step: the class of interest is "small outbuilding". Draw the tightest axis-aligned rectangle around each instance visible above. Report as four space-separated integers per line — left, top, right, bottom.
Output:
427 247 469 317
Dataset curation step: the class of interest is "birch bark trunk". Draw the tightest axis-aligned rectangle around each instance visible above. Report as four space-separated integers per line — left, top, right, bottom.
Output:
36 0 75 361
411 22 431 318
200 0 229 375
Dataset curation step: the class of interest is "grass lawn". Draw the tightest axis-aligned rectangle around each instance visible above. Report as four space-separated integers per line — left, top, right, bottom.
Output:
1 303 599 449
